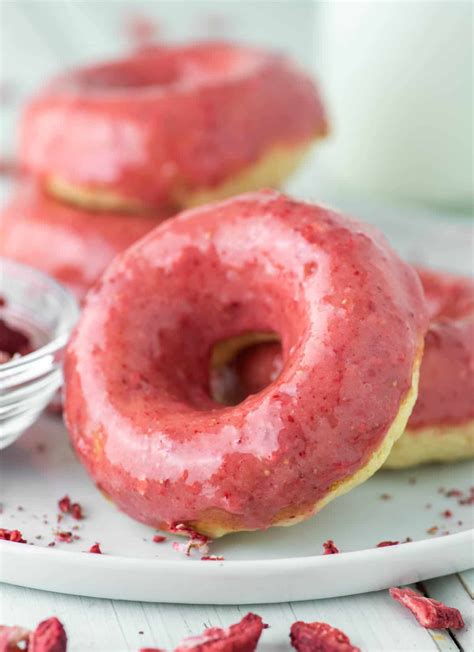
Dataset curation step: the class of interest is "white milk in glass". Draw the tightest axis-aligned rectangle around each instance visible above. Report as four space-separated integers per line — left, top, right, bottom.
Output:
317 1 473 209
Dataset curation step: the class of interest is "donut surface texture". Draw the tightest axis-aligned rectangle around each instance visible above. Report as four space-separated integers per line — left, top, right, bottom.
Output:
64 190 427 536
20 43 328 212
0 181 168 301
386 268 474 468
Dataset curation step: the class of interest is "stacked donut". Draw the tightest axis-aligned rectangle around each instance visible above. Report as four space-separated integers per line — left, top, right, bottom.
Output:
1 42 328 301
3 43 472 538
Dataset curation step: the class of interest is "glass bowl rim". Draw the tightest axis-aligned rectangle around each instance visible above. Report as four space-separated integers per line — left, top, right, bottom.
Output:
0 257 79 374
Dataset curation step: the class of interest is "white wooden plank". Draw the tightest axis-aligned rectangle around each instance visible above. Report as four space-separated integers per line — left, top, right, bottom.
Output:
459 569 474 599
424 575 474 652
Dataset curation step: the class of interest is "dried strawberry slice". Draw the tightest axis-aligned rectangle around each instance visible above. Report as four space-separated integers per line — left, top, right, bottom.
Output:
0 618 67 652
57 496 71 514
0 624 31 651
174 613 266 651
389 587 464 629
290 621 360 652
322 540 340 555
29 617 67 652
0 528 27 543
70 503 84 520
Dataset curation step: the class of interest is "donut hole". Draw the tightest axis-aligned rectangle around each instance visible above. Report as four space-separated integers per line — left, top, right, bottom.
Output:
72 56 181 90
102 240 306 417
209 332 283 406
68 45 258 92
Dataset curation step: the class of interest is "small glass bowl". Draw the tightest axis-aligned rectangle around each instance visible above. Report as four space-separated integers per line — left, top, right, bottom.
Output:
0 258 79 448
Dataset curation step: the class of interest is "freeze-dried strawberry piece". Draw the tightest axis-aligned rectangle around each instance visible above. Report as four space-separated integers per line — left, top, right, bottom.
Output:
290 621 360 652
29 617 67 652
389 587 464 629
170 524 210 557
55 531 72 543
322 540 340 555
0 624 30 651
174 613 266 651
0 528 26 543
57 496 71 514
376 541 399 547
70 503 84 520
88 543 102 554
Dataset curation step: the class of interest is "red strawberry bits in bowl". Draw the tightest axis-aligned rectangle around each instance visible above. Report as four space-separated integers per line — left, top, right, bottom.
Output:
0 258 78 448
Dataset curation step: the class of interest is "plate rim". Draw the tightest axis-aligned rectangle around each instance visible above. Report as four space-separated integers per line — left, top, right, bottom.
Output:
2 528 472 571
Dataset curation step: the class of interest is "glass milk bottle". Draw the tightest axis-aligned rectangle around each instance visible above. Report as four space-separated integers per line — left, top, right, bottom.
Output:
317 1 473 210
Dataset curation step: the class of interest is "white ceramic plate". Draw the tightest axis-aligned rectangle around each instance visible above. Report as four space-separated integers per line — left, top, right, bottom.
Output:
1 202 473 604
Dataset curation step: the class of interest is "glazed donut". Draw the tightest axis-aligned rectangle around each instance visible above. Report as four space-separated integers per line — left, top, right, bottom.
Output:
385 268 474 468
20 42 328 212
0 181 168 301
64 190 426 537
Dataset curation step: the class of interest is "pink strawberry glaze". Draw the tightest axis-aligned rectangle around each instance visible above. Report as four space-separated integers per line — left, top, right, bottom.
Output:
408 268 474 429
20 42 328 209
0 181 168 301
64 190 427 532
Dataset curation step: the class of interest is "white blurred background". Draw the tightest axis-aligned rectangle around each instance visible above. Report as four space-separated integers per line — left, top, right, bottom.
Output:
1 0 473 212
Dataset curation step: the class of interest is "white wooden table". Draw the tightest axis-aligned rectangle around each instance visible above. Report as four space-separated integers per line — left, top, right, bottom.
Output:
1 572 473 651
1 2 473 650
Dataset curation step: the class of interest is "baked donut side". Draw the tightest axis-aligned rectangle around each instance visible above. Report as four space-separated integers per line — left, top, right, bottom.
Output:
64 191 427 537
385 268 474 468
0 181 169 301
20 43 328 212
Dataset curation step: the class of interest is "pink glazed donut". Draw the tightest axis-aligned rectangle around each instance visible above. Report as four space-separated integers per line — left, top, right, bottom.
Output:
64 190 427 536
0 181 169 302
20 42 328 212
386 268 474 467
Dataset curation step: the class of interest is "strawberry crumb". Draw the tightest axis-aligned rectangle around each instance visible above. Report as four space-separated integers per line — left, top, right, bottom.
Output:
290 621 360 652
58 495 71 513
55 531 73 543
322 540 340 555
170 523 210 557
442 510 453 518
376 541 399 547
0 528 26 543
389 587 464 629
201 555 225 561
446 489 463 497
89 543 102 554
71 503 84 520
152 535 167 543
58 495 84 519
